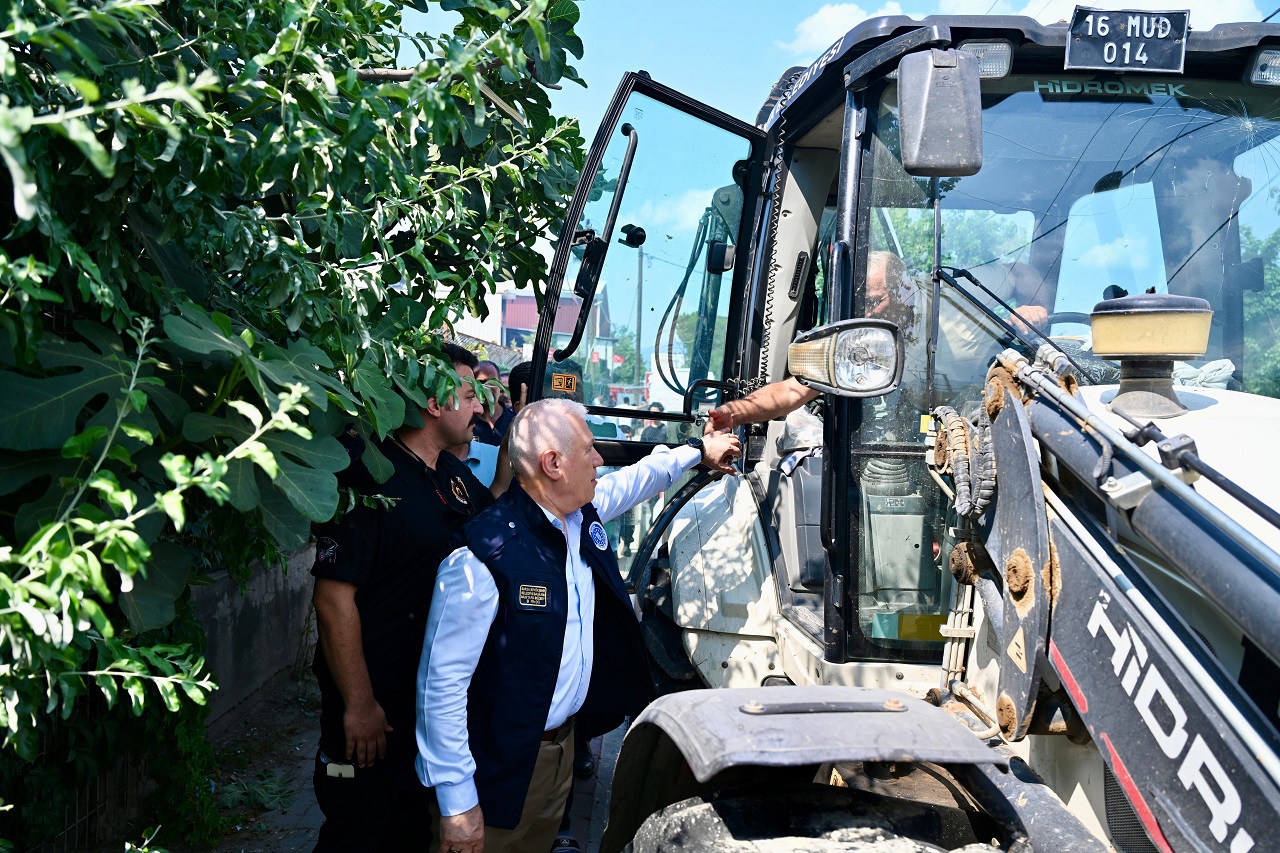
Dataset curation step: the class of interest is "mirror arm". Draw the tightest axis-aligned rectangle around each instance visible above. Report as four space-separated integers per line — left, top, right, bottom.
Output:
554 124 640 361
683 379 736 417
843 24 952 91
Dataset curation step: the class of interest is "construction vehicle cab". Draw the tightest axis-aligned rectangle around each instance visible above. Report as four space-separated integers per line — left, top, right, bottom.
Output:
530 12 1280 852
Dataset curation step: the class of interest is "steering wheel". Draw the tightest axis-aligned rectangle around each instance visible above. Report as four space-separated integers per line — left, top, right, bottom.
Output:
1038 311 1121 383
1042 311 1092 331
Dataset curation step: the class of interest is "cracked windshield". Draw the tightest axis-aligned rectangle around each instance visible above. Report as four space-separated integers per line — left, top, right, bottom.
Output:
850 73 1280 655
869 74 1280 418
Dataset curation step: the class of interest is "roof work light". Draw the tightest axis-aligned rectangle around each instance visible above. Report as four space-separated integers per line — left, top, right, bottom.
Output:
1248 48 1280 85
957 40 1014 78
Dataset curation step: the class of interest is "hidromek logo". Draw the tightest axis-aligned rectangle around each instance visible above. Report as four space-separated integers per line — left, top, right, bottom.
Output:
1033 79 1189 97
1089 595 1255 852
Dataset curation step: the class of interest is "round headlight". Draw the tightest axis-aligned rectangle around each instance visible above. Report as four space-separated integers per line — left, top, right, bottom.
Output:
833 327 898 392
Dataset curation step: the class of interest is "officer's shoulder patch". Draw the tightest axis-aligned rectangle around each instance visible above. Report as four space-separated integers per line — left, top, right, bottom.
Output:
316 536 339 562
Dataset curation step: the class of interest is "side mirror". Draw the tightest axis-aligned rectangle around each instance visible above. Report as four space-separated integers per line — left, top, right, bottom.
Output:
707 240 735 273
787 319 904 397
898 48 982 177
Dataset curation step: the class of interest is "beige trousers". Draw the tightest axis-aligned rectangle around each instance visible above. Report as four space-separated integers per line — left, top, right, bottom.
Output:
432 723 575 853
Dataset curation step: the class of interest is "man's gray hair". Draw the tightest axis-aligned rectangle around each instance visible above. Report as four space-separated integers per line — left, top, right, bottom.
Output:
507 398 588 481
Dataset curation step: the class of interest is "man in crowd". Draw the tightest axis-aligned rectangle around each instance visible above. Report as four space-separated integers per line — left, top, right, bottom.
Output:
417 399 742 853
472 360 514 445
639 402 669 443
506 361 533 412
309 343 494 852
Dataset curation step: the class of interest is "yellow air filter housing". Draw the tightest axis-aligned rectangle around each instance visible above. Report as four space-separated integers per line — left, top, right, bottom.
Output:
1090 293 1212 360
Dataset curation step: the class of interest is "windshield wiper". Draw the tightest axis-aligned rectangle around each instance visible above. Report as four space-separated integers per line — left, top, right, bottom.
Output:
934 266 1093 382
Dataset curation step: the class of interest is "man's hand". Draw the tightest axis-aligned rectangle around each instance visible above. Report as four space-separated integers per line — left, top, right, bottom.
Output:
439 805 484 853
700 432 742 475
703 406 733 435
1010 305 1048 334
343 699 392 768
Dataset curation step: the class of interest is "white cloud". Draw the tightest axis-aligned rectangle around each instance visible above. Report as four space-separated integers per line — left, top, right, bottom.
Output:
633 188 718 235
1013 0 1262 29
779 2 906 56
1075 235 1157 269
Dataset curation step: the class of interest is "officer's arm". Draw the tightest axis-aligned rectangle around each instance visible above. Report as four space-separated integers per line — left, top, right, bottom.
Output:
490 429 512 498
705 376 818 433
313 578 392 768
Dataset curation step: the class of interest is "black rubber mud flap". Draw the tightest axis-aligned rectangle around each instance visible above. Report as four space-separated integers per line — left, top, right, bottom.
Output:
641 614 700 692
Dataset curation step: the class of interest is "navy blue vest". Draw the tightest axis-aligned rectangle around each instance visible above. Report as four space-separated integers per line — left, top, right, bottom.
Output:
462 482 654 829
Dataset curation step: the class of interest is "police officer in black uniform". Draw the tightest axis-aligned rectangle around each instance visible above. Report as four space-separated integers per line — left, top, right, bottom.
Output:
310 343 496 852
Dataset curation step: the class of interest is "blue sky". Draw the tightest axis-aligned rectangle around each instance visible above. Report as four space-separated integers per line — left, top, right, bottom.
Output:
403 0 1267 130
402 0 1274 359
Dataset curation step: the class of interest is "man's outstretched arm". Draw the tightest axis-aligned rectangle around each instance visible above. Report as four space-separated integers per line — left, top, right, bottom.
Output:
593 432 742 523
704 377 819 433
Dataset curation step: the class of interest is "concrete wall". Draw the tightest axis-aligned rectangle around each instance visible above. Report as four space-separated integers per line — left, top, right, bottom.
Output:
192 544 316 733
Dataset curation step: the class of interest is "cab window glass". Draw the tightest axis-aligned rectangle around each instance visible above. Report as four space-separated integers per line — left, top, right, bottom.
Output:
545 91 753 439
1059 182 1167 311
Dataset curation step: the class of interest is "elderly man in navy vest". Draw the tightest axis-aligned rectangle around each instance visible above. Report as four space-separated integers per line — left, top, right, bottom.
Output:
415 398 742 853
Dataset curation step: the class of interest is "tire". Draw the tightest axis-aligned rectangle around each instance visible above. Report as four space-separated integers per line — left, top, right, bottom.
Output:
629 786 972 852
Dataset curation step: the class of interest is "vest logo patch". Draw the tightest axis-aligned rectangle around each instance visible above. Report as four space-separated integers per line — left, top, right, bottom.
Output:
518 584 548 609
589 521 608 550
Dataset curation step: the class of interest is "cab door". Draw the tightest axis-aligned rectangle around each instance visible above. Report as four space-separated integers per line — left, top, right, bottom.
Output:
530 73 765 460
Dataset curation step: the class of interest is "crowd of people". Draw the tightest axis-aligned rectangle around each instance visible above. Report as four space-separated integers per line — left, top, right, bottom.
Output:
309 344 740 853
307 249 1052 853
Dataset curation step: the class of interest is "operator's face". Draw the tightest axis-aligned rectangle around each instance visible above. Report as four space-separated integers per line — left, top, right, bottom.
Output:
558 415 603 509
866 262 890 318
438 364 483 446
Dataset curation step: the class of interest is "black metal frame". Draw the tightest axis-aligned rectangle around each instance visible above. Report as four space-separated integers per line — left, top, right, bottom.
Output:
529 72 766 464
821 80 949 667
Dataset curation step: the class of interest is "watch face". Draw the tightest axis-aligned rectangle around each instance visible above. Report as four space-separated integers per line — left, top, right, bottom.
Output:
686 437 704 449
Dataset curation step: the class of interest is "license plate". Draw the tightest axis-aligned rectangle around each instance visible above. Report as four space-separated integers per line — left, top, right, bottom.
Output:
1065 7 1189 74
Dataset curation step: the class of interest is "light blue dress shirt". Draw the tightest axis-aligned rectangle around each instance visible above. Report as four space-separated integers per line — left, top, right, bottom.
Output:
415 444 701 817
460 440 499 487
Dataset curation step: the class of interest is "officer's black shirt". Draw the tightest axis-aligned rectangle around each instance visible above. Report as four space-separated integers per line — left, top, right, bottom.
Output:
311 436 494 763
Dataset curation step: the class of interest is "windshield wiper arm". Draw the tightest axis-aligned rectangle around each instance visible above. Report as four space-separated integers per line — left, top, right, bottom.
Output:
935 266 1092 382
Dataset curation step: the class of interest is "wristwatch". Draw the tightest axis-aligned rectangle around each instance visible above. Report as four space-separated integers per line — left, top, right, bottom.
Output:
686 436 704 451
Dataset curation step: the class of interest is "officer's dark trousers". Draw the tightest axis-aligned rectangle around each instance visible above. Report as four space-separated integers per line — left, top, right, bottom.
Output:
312 750 433 852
